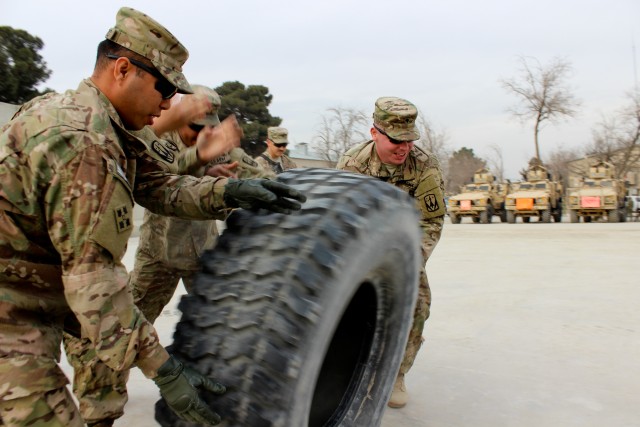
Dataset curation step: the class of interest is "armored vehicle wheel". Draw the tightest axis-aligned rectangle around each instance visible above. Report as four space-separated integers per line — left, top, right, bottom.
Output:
450 212 461 224
541 208 551 223
155 168 422 427
472 216 480 223
608 208 620 223
507 210 515 223
479 209 490 224
499 210 507 223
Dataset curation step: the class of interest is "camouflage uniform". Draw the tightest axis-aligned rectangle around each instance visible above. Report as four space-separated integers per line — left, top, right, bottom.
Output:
256 126 298 174
0 8 232 427
66 87 275 424
336 97 445 377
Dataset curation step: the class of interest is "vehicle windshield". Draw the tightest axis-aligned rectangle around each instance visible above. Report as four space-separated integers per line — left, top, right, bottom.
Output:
535 183 547 189
519 183 532 190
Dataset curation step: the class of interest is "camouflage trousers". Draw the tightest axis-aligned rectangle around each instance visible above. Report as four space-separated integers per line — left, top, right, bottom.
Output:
398 253 432 375
0 387 83 427
63 249 197 425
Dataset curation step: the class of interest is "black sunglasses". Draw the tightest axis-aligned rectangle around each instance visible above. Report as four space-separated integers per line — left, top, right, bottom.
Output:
373 124 409 145
106 54 178 100
188 123 205 133
273 142 288 148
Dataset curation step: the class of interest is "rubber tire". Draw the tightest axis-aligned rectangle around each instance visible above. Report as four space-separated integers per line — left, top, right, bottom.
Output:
507 210 516 224
155 168 422 427
479 209 490 224
541 208 551 223
608 209 620 223
450 212 461 224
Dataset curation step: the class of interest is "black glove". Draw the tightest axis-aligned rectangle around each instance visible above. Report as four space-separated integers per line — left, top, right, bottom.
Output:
153 356 225 426
223 178 307 214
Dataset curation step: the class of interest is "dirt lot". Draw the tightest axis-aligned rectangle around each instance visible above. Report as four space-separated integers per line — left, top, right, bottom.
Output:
62 219 639 427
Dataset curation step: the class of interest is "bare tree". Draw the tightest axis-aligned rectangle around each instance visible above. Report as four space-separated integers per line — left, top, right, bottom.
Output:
446 147 486 194
311 107 369 165
483 143 505 182
587 89 640 179
414 110 451 178
546 145 583 189
500 56 580 161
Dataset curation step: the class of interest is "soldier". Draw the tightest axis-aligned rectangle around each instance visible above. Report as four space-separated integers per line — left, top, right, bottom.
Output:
64 85 275 426
256 126 298 174
336 97 445 409
0 7 305 427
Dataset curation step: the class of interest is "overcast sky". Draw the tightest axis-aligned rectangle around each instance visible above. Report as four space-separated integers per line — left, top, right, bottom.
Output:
2 0 639 178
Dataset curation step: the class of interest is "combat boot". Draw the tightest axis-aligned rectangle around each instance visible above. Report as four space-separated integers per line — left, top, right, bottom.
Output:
388 374 408 408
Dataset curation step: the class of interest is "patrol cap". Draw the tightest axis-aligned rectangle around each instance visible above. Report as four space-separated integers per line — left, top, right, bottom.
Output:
190 85 221 127
373 97 420 142
105 7 192 94
267 127 288 144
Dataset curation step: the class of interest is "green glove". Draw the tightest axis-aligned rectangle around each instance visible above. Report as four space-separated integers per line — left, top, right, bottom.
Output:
224 178 307 214
153 356 225 426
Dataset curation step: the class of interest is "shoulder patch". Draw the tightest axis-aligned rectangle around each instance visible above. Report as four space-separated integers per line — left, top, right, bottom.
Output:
151 139 178 163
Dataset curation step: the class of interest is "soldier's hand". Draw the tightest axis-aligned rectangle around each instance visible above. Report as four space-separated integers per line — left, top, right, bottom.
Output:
206 162 239 178
196 116 242 163
223 178 307 214
153 356 225 426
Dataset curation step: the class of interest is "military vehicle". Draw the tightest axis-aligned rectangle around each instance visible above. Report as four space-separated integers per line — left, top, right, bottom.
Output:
567 160 627 223
505 164 562 223
447 168 509 224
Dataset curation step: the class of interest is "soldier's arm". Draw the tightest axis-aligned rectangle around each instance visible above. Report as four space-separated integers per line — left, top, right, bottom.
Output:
54 142 169 378
415 162 446 262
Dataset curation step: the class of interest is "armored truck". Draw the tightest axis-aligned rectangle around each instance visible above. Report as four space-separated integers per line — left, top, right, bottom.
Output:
567 161 627 223
448 168 509 224
505 164 562 223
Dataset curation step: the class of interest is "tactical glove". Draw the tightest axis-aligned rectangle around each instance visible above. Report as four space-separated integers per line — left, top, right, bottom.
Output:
224 178 307 214
153 356 225 426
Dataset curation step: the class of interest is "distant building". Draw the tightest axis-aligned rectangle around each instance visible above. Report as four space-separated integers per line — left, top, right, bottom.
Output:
288 142 333 169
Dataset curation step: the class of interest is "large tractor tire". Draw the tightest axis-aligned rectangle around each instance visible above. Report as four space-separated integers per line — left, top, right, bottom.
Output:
155 168 422 427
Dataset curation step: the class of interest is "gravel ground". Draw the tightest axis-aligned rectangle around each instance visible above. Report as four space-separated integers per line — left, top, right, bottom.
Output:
60 219 640 427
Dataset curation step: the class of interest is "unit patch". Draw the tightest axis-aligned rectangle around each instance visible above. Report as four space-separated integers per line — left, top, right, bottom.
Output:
424 194 440 212
152 140 177 163
114 205 132 233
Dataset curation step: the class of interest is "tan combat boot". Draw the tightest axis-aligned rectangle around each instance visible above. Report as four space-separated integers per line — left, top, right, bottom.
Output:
387 374 408 408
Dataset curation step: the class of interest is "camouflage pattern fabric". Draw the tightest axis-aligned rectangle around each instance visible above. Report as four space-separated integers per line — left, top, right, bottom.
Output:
0 78 232 423
255 153 297 175
65 131 270 423
336 140 445 374
0 386 84 427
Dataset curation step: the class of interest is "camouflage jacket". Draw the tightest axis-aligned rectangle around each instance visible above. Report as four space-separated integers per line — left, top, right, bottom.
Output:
137 129 219 271
0 79 232 398
255 152 297 174
336 141 445 260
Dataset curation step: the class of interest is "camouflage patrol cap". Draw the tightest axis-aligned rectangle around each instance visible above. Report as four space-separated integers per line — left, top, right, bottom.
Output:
190 85 221 127
267 127 288 144
373 97 420 141
105 7 192 94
